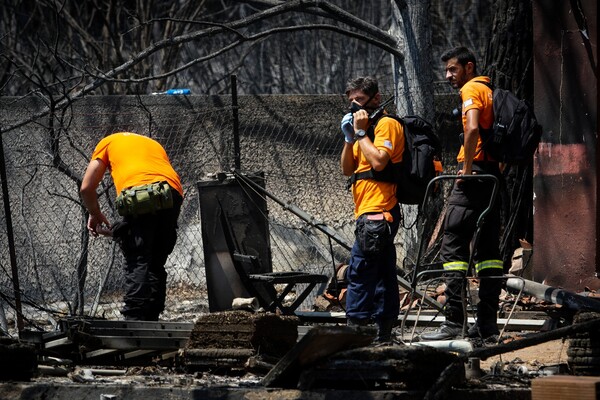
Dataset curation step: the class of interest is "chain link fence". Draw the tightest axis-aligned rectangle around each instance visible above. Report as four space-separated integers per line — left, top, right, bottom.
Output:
0 90 461 336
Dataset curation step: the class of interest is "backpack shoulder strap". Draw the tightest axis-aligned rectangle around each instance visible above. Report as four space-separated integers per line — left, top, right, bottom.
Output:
474 80 494 91
378 114 404 126
347 114 401 188
357 113 404 145
472 80 497 161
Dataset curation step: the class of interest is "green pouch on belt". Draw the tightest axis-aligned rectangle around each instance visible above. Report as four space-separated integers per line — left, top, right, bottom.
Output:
115 181 173 216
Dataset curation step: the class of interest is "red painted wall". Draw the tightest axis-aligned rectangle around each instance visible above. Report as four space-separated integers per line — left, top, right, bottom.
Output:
533 0 598 291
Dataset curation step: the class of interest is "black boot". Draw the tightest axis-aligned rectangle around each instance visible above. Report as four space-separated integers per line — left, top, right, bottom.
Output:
374 318 396 344
419 321 463 341
467 321 499 342
473 269 502 342
347 317 369 328
421 272 466 341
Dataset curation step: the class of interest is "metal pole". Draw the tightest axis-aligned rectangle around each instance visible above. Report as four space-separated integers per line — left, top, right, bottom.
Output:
506 276 600 312
0 131 24 333
231 75 241 170
232 170 351 251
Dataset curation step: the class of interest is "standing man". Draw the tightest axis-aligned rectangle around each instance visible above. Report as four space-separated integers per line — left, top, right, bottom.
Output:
420 47 503 342
80 132 184 321
340 76 404 344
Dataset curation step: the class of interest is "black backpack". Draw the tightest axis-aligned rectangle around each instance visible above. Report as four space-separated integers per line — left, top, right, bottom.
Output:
349 115 441 205
477 81 542 164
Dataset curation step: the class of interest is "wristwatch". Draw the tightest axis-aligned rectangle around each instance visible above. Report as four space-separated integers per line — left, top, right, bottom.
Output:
355 129 367 139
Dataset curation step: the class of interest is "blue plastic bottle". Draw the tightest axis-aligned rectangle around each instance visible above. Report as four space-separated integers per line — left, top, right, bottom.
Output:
164 88 191 95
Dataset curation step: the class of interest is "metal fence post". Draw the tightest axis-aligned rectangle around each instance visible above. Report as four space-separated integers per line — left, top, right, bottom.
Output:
0 130 24 333
231 74 240 170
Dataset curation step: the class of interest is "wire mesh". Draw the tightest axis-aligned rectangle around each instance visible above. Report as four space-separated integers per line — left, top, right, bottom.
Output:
0 93 457 335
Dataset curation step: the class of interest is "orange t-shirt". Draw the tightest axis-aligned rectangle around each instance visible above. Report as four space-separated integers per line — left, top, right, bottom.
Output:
352 116 404 218
457 76 494 162
91 132 184 197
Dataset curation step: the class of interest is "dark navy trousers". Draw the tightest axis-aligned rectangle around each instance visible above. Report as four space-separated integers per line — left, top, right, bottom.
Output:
114 191 182 321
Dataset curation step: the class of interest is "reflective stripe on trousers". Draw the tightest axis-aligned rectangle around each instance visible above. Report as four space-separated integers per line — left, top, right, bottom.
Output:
443 259 503 274
443 260 468 272
443 260 504 274
475 259 503 274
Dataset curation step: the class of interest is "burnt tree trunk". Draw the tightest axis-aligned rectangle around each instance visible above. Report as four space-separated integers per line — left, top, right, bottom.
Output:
388 0 436 269
484 0 534 99
484 0 535 271
389 0 435 121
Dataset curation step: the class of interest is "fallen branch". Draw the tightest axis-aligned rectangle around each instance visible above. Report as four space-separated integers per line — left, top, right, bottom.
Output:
424 316 600 400
469 315 600 361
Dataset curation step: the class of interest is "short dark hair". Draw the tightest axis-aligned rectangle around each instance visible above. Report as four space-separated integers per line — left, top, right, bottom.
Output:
345 76 379 98
441 46 478 74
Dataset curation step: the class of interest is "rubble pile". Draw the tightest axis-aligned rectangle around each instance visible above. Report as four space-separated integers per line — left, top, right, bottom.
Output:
182 310 299 372
298 345 460 391
0 336 37 381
